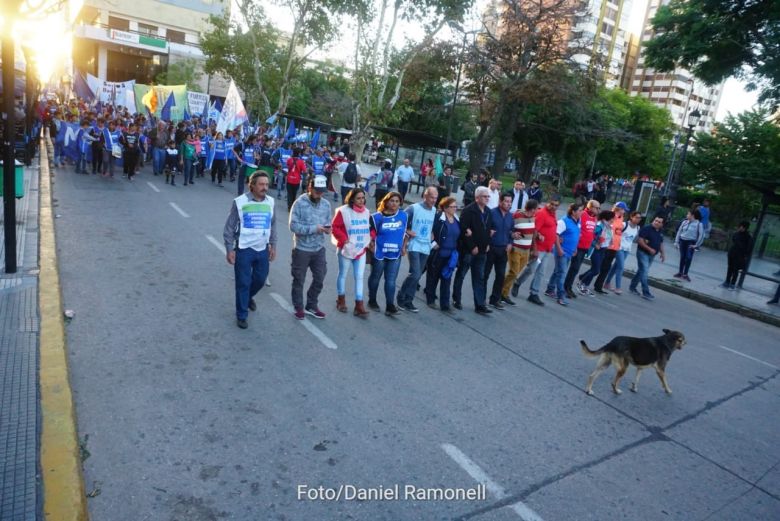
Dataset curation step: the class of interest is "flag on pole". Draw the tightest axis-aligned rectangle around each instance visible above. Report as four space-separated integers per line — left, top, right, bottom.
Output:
310 128 321 149
285 119 296 141
265 112 279 125
161 92 176 121
216 81 248 134
142 86 158 115
434 156 444 178
72 72 95 101
183 108 190 121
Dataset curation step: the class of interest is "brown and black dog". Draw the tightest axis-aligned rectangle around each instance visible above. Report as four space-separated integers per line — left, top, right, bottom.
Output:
580 329 685 396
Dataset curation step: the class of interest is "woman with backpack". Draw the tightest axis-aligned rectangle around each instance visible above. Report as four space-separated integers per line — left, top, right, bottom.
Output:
372 159 395 209
674 208 705 281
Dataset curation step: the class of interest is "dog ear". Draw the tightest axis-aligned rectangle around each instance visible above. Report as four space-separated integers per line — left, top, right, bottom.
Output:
662 328 670 334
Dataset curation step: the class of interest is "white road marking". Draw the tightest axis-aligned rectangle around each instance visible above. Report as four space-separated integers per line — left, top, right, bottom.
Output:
146 181 160 193
205 234 225 254
270 292 338 350
169 202 190 218
441 443 544 521
718 345 778 370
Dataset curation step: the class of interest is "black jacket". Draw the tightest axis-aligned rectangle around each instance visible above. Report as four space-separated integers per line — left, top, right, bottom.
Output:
459 202 492 254
729 230 752 258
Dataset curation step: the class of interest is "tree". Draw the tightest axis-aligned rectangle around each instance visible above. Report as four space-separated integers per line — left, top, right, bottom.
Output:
346 0 472 155
643 0 780 109
683 109 780 227
462 0 582 174
155 59 203 91
200 11 283 118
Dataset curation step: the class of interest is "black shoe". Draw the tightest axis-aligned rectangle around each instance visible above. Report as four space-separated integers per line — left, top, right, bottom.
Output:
453 301 462 310
475 305 493 315
236 319 248 329
565 289 577 299
489 300 505 310
511 283 520 298
500 296 516 306
401 302 419 313
527 294 545 306
249 298 257 311
427 301 439 310
594 288 609 295
385 304 401 316
368 299 380 311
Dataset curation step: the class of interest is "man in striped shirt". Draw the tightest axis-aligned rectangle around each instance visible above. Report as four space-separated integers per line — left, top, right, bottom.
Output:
502 199 539 305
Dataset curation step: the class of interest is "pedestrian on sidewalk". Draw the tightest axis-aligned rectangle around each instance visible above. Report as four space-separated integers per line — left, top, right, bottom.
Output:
289 176 331 320
629 216 666 300
674 209 705 281
367 191 408 316
331 188 373 317
604 211 642 294
223 171 277 329
722 221 752 290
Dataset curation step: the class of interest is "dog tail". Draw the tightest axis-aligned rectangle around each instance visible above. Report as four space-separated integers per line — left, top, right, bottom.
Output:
580 340 602 357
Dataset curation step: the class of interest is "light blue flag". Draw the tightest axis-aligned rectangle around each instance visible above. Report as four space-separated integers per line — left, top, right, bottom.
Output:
265 112 278 125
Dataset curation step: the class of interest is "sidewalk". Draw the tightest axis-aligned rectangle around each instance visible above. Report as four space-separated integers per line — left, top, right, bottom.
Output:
1 157 41 520
394 177 780 327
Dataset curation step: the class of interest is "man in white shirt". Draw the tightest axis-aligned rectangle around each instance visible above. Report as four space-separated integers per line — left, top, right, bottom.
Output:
487 179 502 209
510 180 528 213
394 158 415 202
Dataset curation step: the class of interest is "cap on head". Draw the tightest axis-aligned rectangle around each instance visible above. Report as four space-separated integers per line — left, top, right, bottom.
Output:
313 175 327 193
615 201 629 211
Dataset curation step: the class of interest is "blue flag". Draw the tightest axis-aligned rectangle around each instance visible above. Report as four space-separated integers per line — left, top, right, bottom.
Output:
73 72 95 102
285 120 296 141
161 92 176 121
310 128 321 149
183 108 190 121
265 112 278 125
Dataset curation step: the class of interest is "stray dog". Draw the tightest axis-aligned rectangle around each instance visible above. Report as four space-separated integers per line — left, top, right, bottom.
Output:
580 329 685 396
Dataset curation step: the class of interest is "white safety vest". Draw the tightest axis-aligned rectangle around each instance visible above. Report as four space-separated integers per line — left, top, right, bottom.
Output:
235 193 274 251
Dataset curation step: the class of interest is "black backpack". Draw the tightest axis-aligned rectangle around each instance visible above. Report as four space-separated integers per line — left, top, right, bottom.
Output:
343 162 358 184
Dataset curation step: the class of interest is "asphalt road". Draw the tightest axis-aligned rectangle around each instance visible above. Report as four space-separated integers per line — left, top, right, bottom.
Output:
52 167 780 521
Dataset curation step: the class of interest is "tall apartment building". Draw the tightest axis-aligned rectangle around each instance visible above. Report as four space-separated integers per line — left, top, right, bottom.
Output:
71 0 230 95
569 0 634 88
629 0 723 132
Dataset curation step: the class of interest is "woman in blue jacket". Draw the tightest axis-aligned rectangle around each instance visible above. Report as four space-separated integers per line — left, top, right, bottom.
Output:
424 197 461 313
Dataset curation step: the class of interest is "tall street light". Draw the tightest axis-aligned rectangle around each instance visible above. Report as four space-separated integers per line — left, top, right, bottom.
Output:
444 29 477 170
668 107 701 201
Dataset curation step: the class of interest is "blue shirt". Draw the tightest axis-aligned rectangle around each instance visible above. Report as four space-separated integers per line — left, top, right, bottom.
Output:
638 224 664 254
225 137 236 159
489 207 513 247
213 139 226 160
371 211 408 260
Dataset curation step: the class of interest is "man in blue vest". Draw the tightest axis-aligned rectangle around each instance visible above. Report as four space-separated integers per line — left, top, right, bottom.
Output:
396 186 438 312
223 171 278 329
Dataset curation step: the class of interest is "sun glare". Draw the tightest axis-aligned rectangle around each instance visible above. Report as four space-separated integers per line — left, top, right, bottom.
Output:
13 13 71 83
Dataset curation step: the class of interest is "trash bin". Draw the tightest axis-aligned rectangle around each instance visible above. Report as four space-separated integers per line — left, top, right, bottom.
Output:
0 160 24 199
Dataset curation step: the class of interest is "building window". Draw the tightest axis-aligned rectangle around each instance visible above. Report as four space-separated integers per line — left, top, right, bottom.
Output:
137 22 158 36
601 23 614 37
108 16 129 31
605 7 619 21
167 29 186 44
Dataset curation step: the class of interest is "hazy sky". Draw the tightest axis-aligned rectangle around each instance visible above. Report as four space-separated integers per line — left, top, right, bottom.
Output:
256 0 759 121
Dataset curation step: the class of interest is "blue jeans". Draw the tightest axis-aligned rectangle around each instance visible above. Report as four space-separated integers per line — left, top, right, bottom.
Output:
606 249 628 288
368 256 402 306
153 147 166 175
397 251 429 306
579 248 605 286
336 252 366 301
529 250 552 296
234 247 269 320
630 250 654 296
546 253 571 299
397 180 410 201
183 158 195 184
452 251 487 307
228 158 237 179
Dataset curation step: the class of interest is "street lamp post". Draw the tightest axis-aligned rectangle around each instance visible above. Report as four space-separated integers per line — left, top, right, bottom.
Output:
3 20 19 273
668 108 701 201
444 30 476 169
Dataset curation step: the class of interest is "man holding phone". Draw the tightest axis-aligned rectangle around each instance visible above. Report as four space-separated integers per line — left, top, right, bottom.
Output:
289 176 333 319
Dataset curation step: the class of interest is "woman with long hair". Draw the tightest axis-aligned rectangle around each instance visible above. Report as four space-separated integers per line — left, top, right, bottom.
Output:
605 211 642 294
331 188 375 317
367 192 408 316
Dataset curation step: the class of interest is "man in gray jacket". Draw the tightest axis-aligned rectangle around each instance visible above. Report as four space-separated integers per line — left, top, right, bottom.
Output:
289 176 332 320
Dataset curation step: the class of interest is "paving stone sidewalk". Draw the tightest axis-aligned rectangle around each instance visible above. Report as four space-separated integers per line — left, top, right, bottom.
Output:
1 160 42 521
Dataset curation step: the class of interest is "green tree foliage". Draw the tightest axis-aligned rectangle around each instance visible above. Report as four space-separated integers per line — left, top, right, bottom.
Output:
155 59 203 91
643 0 780 108
684 110 780 226
590 89 674 179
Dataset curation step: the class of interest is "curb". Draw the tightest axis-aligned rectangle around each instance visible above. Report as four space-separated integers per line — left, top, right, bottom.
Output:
38 135 89 520
622 267 780 328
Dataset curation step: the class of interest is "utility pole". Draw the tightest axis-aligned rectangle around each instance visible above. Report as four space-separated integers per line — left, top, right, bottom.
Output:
3 24 18 273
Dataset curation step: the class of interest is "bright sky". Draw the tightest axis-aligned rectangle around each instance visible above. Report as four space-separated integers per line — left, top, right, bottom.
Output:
250 0 759 121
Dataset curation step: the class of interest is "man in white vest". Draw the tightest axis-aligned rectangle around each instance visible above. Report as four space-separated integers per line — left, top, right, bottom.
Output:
396 186 438 312
223 171 278 329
